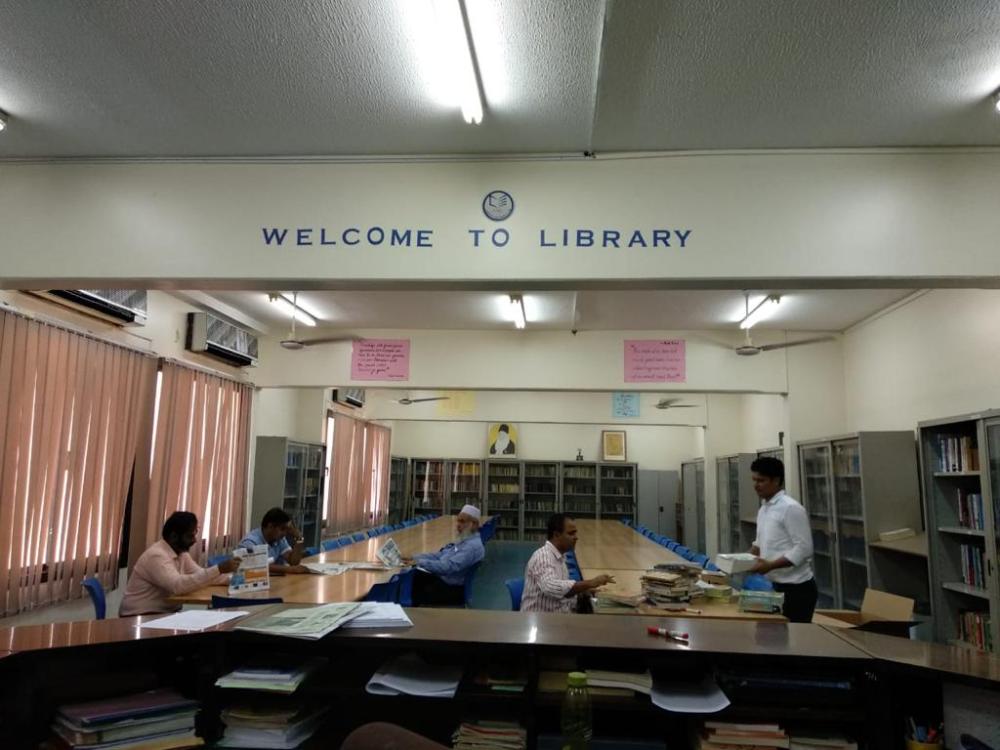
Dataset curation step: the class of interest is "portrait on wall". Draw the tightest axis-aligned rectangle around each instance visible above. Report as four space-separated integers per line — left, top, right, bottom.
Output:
602 430 627 462
487 423 518 458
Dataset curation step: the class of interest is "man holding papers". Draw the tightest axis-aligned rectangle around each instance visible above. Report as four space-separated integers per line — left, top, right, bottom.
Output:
239 507 308 575
404 505 485 606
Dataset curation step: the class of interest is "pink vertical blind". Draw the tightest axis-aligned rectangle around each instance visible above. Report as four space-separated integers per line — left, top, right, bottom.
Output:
326 413 391 535
137 361 253 563
0 310 157 616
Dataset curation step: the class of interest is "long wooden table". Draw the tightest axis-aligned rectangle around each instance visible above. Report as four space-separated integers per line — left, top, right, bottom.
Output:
170 515 466 605
573 520 785 622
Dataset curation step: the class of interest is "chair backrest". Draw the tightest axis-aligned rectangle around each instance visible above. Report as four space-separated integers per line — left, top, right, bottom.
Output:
691 553 710 567
704 561 721 572
364 574 401 603
207 553 232 567
396 569 415 607
666 541 680 552
504 578 525 611
462 562 481 606
403 519 417 527
81 577 106 620
210 594 283 609
304 546 319 557
674 545 690 558
321 538 340 552
352 532 367 542
391 523 404 531
367 529 380 538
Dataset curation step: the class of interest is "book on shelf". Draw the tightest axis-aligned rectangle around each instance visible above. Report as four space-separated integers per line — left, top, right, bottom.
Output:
698 722 789 749
958 610 993 652
215 657 326 693
959 544 986 588
584 669 652 695
788 735 857 750
452 720 526 750
936 434 980 472
956 490 985 530
217 706 328 749
877 527 915 542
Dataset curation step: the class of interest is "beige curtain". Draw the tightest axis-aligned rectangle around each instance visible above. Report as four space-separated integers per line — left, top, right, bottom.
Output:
327 414 391 535
0 310 157 616
136 361 253 563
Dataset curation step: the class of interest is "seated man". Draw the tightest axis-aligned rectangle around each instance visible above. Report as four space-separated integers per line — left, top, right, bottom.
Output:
239 507 308 574
120 511 240 616
520 513 614 613
406 505 485 606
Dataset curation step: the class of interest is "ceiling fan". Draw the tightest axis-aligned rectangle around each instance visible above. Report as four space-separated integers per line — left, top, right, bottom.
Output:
655 398 699 410
397 395 451 405
734 292 833 356
276 292 359 350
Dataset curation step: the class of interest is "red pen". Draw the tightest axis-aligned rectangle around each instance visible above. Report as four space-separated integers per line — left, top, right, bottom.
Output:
647 626 689 643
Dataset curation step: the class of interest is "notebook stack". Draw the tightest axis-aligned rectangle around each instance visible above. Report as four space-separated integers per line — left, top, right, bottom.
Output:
45 688 201 750
641 568 702 608
217 706 327 749
452 721 526 750
215 658 325 694
697 722 789 748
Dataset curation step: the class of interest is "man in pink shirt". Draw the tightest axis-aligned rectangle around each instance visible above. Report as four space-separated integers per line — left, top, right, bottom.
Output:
120 511 240 616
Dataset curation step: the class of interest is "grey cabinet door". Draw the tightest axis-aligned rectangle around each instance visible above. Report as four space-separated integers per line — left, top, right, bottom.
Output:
638 470 679 537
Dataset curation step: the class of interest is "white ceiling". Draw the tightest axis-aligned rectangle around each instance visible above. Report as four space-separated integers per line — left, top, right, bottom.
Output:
1 1 999 157
206 289 914 333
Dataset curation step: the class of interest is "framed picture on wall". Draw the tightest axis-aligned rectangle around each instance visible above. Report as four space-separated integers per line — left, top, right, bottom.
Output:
487 423 518 458
602 430 627 462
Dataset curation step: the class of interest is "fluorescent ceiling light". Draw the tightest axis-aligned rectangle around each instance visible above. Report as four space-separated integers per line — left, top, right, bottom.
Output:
509 294 526 330
268 293 317 327
739 295 780 329
995 92 1000 113
431 0 484 124
0 109 7 132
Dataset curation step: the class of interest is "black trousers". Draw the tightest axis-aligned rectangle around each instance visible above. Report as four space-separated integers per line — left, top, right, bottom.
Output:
412 570 465 607
772 578 818 623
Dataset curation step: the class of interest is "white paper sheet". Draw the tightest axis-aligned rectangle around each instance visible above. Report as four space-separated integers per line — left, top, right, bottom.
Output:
141 609 250 631
650 675 731 713
341 602 413 629
365 653 461 698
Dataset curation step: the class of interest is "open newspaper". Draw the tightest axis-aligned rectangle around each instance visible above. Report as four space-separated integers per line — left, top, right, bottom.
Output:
236 603 362 640
376 538 402 567
229 544 270 595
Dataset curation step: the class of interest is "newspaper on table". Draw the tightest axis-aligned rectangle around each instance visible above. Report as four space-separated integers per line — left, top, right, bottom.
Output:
302 562 349 576
228 544 270 595
376 538 402 567
236 603 362 640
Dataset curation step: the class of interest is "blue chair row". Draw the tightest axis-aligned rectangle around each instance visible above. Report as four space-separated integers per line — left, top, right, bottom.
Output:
564 550 583 582
479 517 498 544
633 525 717 569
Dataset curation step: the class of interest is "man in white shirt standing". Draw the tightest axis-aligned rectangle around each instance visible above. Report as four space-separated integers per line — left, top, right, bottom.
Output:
749 457 817 623
520 514 614 613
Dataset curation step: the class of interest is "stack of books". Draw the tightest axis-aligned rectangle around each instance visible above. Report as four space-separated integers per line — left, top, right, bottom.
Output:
936 434 979 472
697 722 789 748
452 720 526 750
958 610 993 652
788 735 858 750
217 706 327 749
584 669 652 695
641 568 702 608
44 688 200 750
215 658 325 694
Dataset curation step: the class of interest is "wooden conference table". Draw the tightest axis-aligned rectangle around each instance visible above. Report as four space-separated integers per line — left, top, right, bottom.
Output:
571 519 785 622
171 514 465 605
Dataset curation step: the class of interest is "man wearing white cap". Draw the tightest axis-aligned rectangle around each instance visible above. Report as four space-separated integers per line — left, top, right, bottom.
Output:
406 505 485 606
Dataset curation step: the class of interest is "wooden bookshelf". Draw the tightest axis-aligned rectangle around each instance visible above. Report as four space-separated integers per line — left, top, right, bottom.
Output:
920 411 1000 654
798 432 924 613
561 461 599 520
598 462 637 522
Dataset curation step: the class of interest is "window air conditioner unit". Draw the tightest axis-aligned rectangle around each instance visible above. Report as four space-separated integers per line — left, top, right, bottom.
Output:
32 289 148 326
331 388 365 408
186 312 258 367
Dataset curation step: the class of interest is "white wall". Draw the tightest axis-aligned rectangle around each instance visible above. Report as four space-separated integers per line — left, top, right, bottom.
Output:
844 289 1000 429
254 387 328 443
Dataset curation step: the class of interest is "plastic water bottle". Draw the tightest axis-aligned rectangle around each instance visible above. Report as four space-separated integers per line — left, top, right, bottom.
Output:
561 671 592 750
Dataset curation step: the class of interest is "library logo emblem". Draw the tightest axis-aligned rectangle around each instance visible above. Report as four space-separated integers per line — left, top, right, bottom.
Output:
482 190 514 222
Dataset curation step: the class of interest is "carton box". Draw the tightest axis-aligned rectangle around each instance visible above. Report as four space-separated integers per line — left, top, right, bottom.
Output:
813 588 916 638
714 553 758 575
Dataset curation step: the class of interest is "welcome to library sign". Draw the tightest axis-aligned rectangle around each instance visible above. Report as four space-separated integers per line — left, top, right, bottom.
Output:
2 151 1000 287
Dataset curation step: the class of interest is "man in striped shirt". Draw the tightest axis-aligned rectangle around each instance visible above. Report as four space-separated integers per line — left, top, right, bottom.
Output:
520 514 615 613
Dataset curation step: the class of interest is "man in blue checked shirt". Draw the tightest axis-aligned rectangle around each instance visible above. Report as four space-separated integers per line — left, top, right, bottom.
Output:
239 507 308 575
404 505 485 606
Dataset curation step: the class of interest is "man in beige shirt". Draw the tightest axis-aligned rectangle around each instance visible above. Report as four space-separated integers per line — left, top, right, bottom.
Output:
120 511 240 616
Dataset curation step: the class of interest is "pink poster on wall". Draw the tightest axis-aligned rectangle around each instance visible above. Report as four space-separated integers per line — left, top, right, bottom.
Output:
624 339 686 382
351 339 411 381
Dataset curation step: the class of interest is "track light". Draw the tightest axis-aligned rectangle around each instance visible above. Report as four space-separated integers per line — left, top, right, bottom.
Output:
509 294 526 330
739 295 780 330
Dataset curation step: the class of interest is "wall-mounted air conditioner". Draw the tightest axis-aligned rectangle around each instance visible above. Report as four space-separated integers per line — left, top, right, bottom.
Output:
32 289 148 326
186 312 258 367
331 388 365 408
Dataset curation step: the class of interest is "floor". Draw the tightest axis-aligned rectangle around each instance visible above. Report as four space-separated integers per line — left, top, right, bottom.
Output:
468 541 538 610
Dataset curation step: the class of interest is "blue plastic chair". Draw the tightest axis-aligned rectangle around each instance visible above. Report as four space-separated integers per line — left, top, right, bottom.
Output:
674 545 691 558
81 577 106 620
207 553 232 567
321 538 340 552
691 553 710 567
505 578 524 611
336 537 352 547
304 546 319 557
403 519 418 527
742 574 775 591
705 561 721 572
462 562 482 607
364 574 401 603
210 594 283 609
367 529 380 538
666 541 680 552
352 532 367 542
396 569 415 607
391 523 404 531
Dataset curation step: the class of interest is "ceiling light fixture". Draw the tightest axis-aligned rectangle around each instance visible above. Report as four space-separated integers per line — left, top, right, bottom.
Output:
509 294 526 330
431 0 484 124
268 293 317 327
739 294 780 330
994 91 1000 114
0 109 8 132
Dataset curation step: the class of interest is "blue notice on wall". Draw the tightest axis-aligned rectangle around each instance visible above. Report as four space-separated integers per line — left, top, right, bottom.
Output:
612 392 640 418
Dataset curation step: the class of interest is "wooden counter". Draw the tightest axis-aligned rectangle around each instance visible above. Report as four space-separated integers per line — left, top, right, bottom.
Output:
170 515 466 605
